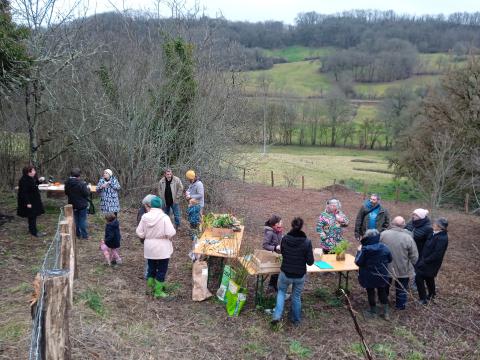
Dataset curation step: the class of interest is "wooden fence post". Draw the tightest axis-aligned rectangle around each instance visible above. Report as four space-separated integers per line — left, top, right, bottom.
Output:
363 182 369 200
60 233 74 308
243 168 246 183
271 171 274 187
465 193 469 213
63 205 78 280
42 269 71 360
301 176 305 191
395 187 400 204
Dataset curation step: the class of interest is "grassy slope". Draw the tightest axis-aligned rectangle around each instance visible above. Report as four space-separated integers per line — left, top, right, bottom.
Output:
261 46 333 62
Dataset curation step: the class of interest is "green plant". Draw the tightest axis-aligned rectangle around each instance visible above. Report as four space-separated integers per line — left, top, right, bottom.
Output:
314 287 343 307
407 351 424 360
372 343 396 360
289 340 312 358
79 288 105 316
332 240 350 255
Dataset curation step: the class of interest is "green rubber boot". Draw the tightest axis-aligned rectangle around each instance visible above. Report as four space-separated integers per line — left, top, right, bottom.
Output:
363 306 377 319
382 304 390 321
146 277 155 295
153 280 168 299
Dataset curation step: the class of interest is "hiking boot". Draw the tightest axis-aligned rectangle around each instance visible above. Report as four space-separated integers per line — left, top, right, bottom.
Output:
363 306 377 319
146 277 155 295
153 280 168 299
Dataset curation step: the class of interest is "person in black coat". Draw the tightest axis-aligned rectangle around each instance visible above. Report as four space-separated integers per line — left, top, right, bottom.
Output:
355 229 392 320
17 166 45 237
99 213 122 265
65 168 90 239
271 218 314 326
405 208 432 256
415 217 449 304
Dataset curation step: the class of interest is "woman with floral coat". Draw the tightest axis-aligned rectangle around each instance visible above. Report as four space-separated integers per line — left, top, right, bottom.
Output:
97 169 121 215
316 198 349 253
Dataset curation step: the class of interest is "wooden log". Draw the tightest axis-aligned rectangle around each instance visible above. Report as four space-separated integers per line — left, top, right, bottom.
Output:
43 270 71 360
60 233 74 308
64 205 78 280
59 220 69 234
301 176 305 191
270 170 274 187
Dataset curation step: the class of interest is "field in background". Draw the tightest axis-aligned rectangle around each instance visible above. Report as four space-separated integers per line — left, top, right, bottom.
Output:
261 46 333 62
235 146 420 201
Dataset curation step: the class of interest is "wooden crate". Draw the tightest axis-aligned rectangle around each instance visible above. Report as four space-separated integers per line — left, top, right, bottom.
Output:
252 249 281 272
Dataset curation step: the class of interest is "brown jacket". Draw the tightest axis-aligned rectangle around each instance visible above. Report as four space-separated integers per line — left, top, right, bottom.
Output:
158 175 184 204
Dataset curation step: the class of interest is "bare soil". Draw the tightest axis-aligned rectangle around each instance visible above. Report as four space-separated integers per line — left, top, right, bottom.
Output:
1 182 479 359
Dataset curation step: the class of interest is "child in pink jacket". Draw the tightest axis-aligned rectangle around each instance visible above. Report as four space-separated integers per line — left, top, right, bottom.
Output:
136 196 176 298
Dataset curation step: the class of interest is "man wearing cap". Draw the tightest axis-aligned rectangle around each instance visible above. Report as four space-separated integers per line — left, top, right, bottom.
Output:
355 194 390 241
380 216 418 310
185 170 205 209
415 217 449 304
158 168 184 229
405 208 432 256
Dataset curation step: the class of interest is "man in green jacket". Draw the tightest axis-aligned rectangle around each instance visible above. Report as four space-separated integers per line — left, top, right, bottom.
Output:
158 168 184 229
355 194 390 241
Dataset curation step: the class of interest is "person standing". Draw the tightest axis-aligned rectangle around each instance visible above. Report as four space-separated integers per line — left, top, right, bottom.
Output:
262 215 283 292
65 168 90 239
17 165 45 237
405 208 432 257
380 216 418 310
136 196 176 299
355 229 392 320
96 169 121 215
355 194 390 241
316 198 349 253
415 217 449 305
185 170 204 209
271 217 314 326
158 168 184 229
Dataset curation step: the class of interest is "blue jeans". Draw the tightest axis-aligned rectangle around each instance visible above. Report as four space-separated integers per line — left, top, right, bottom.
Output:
74 208 88 239
272 272 305 323
164 203 181 226
387 277 409 309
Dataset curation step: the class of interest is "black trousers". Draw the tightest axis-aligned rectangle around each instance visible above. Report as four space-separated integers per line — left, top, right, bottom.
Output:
366 287 388 307
147 258 169 282
28 216 37 236
269 273 279 290
415 274 436 301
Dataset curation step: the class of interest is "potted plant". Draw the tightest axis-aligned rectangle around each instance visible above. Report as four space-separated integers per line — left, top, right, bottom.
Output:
333 240 350 261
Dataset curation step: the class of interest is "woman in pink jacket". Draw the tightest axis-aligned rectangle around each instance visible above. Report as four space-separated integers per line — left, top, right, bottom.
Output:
136 196 176 298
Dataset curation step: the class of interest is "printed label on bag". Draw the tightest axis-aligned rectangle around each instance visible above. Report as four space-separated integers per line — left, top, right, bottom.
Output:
216 285 227 300
229 280 238 294
202 268 208 276
238 293 246 301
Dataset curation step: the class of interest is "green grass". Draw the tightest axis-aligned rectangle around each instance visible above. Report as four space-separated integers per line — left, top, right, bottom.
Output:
344 178 421 202
289 340 312 358
78 288 105 316
242 61 331 97
0 322 25 342
353 75 439 98
261 46 333 63
235 145 393 189
314 287 343 307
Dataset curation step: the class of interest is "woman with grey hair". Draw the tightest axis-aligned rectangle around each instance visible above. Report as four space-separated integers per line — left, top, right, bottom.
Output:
137 194 156 279
316 198 349 253
355 229 392 320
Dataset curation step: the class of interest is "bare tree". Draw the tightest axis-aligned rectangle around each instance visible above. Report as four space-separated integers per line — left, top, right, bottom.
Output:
324 89 352 147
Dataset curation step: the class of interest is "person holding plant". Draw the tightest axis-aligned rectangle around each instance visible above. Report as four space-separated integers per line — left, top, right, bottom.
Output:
271 217 314 326
355 229 392 320
96 169 121 216
136 196 176 299
354 194 390 241
316 198 349 253
17 165 46 237
415 217 449 305
263 215 283 292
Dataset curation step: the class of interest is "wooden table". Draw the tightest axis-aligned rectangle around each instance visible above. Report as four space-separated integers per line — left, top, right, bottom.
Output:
193 225 244 286
240 254 359 306
38 184 97 193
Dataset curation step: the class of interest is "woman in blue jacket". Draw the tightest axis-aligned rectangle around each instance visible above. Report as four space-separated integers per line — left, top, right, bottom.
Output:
355 229 392 320
415 217 449 304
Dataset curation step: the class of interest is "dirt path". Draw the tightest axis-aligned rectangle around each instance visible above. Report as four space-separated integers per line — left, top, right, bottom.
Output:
1 183 479 359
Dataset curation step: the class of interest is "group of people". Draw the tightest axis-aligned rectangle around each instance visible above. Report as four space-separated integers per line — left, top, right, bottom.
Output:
263 194 449 326
18 166 449 324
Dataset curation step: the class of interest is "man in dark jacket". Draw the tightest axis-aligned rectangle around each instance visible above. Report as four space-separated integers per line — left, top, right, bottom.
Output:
271 217 314 326
17 165 45 237
65 168 90 239
355 194 390 241
415 217 449 304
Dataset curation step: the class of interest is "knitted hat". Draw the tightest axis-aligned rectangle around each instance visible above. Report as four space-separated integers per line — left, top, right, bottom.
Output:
434 217 448 230
186 170 196 180
150 196 163 208
142 194 156 206
104 169 113 177
413 208 429 219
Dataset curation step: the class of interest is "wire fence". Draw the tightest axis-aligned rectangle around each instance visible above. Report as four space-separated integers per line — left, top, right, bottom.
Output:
29 208 65 360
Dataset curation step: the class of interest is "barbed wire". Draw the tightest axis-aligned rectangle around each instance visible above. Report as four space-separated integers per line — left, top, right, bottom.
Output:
29 208 65 360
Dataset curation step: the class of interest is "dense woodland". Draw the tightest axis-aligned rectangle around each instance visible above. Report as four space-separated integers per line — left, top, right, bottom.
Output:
1 1 479 209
